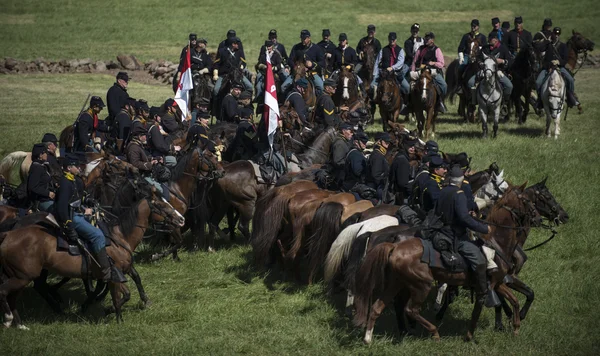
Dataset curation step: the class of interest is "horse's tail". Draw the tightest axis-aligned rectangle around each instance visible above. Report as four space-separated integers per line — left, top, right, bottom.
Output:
343 231 372 292
446 59 459 104
0 151 29 185
323 219 367 284
307 201 345 282
59 125 74 152
251 188 290 267
353 242 395 327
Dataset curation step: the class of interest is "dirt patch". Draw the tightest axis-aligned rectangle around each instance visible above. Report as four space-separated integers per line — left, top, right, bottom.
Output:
357 10 515 24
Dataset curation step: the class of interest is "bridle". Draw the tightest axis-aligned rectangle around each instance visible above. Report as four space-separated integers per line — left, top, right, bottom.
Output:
477 58 502 106
183 147 222 181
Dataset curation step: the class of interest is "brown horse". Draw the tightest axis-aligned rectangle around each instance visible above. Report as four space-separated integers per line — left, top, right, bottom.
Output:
0 183 184 326
376 70 403 131
293 62 317 108
411 68 438 139
353 184 542 343
566 30 595 114
357 41 377 117
447 37 481 122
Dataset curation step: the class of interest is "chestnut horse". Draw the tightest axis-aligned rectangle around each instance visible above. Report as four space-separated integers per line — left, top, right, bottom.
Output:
411 68 438 139
357 41 377 117
292 62 317 108
353 184 541 343
376 70 402 131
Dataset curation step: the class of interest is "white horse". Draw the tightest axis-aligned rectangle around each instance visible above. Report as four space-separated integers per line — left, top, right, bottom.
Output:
477 54 503 138
475 169 509 210
541 68 566 139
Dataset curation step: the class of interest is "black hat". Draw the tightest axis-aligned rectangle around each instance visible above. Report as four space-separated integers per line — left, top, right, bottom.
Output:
375 132 391 143
63 153 82 166
269 29 277 39
189 33 197 41
514 16 523 24
411 23 420 30
116 71 129 82
353 131 369 143
164 98 176 107
231 82 244 89
456 152 470 170
264 40 274 47
423 151 440 163
32 143 48 158
367 24 376 33
136 99 149 112
239 90 252 100
425 32 435 40
227 29 236 38
553 27 562 35
295 78 309 89
132 125 147 137
543 18 552 28
491 17 500 25
127 97 137 108
42 133 58 144
198 38 207 45
471 19 480 27
149 106 161 118
339 122 353 131
388 32 397 41
339 33 347 42
324 78 336 87
429 155 444 168
229 37 241 44
300 29 311 39
240 108 254 119
449 164 464 178
489 30 499 40
197 111 211 120
502 21 510 30
322 29 331 37
90 96 105 108
425 140 438 152
403 137 418 148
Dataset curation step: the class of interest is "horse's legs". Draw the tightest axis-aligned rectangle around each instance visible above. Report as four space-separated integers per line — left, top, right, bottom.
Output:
493 107 500 138
7 291 27 330
345 290 354 318
507 276 535 320
0 278 29 328
465 291 486 341
128 265 151 308
363 282 400 344
226 208 237 241
495 283 521 336
480 107 488 138
545 113 552 138
393 289 414 335
405 282 439 340
554 114 561 139
109 282 129 323
33 271 63 313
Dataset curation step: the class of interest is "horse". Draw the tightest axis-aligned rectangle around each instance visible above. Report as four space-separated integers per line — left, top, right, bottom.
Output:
478 54 503 138
411 68 438 139
565 30 594 114
212 67 246 120
510 47 538 124
353 184 542 343
333 66 361 109
191 70 212 110
292 62 317 108
0 181 184 327
376 70 402 131
357 42 377 117
447 37 481 122
541 66 566 139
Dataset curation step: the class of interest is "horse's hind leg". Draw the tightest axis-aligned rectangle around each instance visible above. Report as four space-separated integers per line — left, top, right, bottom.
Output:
496 284 521 336
405 282 439 340
0 278 29 328
7 291 28 330
364 282 401 344
33 272 63 313
508 276 534 321
128 265 151 308
554 116 561 139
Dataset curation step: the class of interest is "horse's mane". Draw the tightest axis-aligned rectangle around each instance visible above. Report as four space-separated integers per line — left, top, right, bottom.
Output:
171 148 197 181
110 179 152 236
298 129 334 164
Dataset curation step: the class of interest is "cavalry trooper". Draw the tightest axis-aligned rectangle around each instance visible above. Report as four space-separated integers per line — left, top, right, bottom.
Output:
113 97 137 141
435 164 492 303
284 79 310 126
126 99 149 146
533 18 554 57
501 22 511 44
372 32 410 103
317 29 336 78
283 30 325 96
355 24 382 74
227 108 258 161
389 136 417 204
366 132 391 202
218 29 246 57
458 19 488 74
330 122 354 189
314 78 343 129
256 41 285 100
331 33 366 97
410 150 440 210
212 36 253 96
148 107 180 167
221 82 243 123
161 98 184 141
190 38 214 92
505 16 533 57
419 154 447 213
342 131 369 198
55 153 111 281
27 143 55 212
74 96 105 153
489 18 505 41
106 71 129 127
535 27 580 108
41 133 61 172
173 33 199 93
411 32 448 113
403 23 424 79
265 29 288 63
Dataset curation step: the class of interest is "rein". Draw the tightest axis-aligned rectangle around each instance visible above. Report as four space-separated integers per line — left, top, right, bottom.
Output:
523 221 558 251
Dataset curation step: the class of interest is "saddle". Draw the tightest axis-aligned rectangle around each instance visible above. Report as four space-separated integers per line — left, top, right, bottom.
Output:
56 219 112 257
420 238 467 273
419 211 466 273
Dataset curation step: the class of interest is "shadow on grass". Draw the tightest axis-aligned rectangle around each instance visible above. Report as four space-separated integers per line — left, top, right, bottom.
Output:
437 130 483 140
506 126 545 137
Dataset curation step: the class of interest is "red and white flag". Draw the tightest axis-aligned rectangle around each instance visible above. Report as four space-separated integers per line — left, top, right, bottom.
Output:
263 52 280 148
174 45 193 120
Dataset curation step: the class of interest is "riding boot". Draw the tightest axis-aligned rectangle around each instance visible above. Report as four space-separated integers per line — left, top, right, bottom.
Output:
481 121 488 139
567 91 580 108
493 123 498 138
470 87 477 106
400 93 410 116
94 247 112 282
436 87 447 113
473 264 488 297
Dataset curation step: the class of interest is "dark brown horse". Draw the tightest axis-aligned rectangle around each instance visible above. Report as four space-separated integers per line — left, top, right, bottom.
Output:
353 184 541 342
565 30 595 114
411 68 438 139
509 47 538 124
293 62 317 108
357 41 377 117
376 70 403 131
447 37 481 122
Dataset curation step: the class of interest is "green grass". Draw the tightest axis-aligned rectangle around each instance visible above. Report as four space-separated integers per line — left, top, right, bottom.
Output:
1 1 599 354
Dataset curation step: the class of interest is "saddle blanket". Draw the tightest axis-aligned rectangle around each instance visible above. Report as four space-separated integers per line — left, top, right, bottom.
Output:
420 238 466 273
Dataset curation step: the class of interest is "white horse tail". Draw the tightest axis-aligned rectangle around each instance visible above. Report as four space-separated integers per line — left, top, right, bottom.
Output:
0 151 29 185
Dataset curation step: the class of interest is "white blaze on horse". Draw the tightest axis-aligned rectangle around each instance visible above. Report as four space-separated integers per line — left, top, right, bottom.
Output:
477 54 503 138
541 67 566 139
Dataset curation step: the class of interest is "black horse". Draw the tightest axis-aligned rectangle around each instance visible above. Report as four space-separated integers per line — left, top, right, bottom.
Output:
509 47 539 124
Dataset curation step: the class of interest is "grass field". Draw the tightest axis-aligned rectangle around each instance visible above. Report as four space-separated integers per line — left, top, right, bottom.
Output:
1 1 600 355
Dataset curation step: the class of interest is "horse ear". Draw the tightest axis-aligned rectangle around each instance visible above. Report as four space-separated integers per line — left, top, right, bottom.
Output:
519 181 528 191
540 176 548 187
483 53 488 60
220 131 226 140
572 29 576 35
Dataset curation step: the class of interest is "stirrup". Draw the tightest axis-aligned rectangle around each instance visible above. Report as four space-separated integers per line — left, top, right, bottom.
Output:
485 289 501 308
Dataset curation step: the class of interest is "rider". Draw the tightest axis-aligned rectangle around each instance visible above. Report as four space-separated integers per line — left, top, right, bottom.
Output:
489 18 504 41
315 78 342 129
218 29 246 55
186 112 217 156
266 29 288 63
190 38 214 92
355 24 382 75
535 27 579 108
55 153 111 281
173 33 198 93
501 22 511 44
342 131 369 198
161 98 184 141
329 122 354 189
221 82 243 122
283 30 325 96
533 18 554 57
106 71 129 128
435 164 492 301
366 132 391 202
284 79 310 126
372 32 410 107
505 16 533 57
458 19 487 77
228 108 258 161
390 136 417 204
419 155 447 213
332 33 359 72
454 152 478 213
317 29 336 78
74 96 105 153
148 107 180 166
125 125 169 199
212 36 253 96
112 97 136 142
256 41 285 100
41 133 60 171
27 143 55 212
128 99 149 145
404 23 424 79
412 32 447 113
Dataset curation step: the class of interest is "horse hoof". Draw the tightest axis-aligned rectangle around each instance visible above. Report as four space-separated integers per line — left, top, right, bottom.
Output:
208 246 216 253
495 323 505 332
432 333 441 342
464 332 473 342
513 329 520 336
17 324 30 331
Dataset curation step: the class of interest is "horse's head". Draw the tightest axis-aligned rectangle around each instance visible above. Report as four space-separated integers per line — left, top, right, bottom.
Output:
527 177 569 225
468 37 482 60
499 183 543 228
478 169 509 204
417 69 434 103
546 70 566 119
570 30 595 52
338 66 356 101
148 192 186 229
294 62 307 79
481 53 499 83
199 146 225 179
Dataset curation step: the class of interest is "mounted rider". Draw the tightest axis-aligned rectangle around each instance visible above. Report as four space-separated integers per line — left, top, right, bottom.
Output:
404 23 424 80
458 19 488 74
411 32 447 113
283 30 325 96
505 16 533 57
343 131 371 200
212 36 253 96
125 125 169 200
27 143 55 212
190 38 214 92
355 24 382 75
366 132 391 202
41 133 61 178
74 96 105 153
329 122 354 189
283 79 310 126
535 27 580 108
372 32 410 102
112 97 136 144
533 18 554 57
126 99 149 146
314 78 342 129
390 136 417 204
331 33 365 97
418 155 447 213
317 29 336 78
435 164 492 302
264 29 288 63
148 107 180 166
173 33 199 93
256 40 285 100
221 82 243 123
55 153 111 281
106 71 129 128
161 98 184 141
227 108 258 161
489 18 505 42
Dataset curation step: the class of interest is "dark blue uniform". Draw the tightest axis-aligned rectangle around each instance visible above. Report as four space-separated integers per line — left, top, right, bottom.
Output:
314 92 337 128
461 179 478 212
410 166 430 207
213 47 247 76
505 29 533 55
259 43 288 64
343 148 367 191
148 124 171 157
356 37 382 59
284 91 308 124
27 160 54 207
190 49 213 71
288 42 326 73
420 173 443 212
332 45 359 71
73 109 96 153
458 32 488 56
113 109 132 140
366 147 389 199
389 151 412 202
106 83 128 123
330 135 352 186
